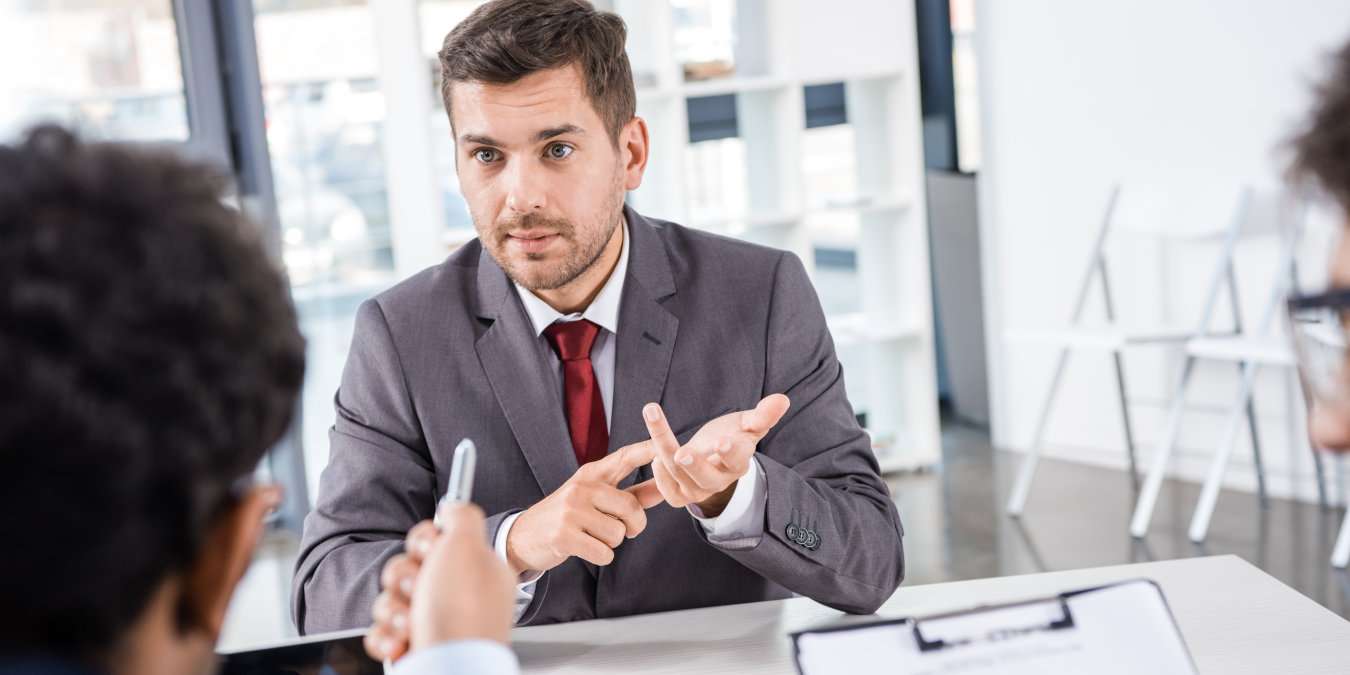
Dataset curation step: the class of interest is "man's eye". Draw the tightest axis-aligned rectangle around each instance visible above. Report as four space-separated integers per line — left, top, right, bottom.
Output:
547 143 573 160
474 148 499 163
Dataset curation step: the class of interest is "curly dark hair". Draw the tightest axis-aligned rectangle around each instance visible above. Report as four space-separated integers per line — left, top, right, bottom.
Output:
1290 38 1350 213
0 126 305 665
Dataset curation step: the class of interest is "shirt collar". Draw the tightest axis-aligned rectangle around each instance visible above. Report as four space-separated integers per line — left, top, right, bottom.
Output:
514 216 629 337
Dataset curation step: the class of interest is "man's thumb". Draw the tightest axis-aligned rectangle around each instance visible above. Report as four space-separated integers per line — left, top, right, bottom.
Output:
741 394 791 435
625 479 665 509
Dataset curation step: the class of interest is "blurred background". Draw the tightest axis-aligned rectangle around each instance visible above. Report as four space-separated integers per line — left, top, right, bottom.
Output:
5 0 1350 650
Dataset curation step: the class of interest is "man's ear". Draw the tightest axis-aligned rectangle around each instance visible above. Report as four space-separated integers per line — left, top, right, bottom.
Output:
182 485 282 641
621 116 650 191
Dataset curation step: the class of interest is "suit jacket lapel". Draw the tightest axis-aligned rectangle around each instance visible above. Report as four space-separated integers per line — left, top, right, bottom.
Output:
473 244 578 497
609 207 678 490
470 207 679 496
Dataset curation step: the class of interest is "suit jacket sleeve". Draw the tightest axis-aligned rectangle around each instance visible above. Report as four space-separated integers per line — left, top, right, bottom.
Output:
696 251 906 614
290 299 520 633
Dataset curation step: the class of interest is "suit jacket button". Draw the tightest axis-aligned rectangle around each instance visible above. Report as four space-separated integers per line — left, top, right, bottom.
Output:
786 523 799 543
803 530 817 549
808 532 821 550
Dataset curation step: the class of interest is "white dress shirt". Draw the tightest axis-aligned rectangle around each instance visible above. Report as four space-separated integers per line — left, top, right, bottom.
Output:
496 219 768 622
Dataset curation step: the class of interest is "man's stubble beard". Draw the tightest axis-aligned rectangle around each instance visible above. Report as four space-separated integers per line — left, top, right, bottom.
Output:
484 174 625 292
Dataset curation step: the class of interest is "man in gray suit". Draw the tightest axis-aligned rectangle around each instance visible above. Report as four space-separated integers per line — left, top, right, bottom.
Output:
294 0 905 639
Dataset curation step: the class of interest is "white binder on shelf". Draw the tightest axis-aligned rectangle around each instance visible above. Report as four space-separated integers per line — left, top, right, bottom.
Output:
790 579 1196 675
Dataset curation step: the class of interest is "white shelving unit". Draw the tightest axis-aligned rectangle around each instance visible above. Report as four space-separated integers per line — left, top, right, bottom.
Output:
602 0 940 473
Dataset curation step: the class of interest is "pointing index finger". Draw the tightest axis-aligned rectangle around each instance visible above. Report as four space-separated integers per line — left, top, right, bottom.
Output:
643 403 681 458
591 439 656 485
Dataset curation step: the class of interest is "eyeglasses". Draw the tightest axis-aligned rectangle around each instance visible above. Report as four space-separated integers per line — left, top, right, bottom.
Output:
1286 287 1350 410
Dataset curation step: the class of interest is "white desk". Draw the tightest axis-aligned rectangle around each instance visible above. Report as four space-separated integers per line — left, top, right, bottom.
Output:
510 555 1350 674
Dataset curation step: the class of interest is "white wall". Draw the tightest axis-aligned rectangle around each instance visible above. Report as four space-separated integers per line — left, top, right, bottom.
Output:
977 0 1350 503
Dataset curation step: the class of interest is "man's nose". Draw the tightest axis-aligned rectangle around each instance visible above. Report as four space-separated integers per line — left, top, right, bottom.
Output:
503 160 547 214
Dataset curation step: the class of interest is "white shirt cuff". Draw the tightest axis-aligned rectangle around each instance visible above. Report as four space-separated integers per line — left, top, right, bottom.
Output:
494 511 543 623
687 456 767 548
391 639 519 675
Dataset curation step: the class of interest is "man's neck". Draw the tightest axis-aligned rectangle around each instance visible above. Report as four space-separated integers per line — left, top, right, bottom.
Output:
534 219 625 315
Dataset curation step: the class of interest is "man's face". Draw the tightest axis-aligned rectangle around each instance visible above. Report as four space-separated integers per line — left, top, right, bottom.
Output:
1311 228 1350 450
450 65 632 291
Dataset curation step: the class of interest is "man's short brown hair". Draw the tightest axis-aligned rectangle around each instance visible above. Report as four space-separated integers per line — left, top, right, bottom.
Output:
438 0 636 143
1290 39 1350 214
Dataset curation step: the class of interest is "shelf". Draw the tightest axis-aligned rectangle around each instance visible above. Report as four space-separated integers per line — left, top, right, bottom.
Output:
683 194 912 243
617 0 939 475
876 449 936 474
682 74 793 98
800 66 905 88
828 312 923 348
688 208 799 233
635 69 908 103
808 192 912 217
864 431 938 474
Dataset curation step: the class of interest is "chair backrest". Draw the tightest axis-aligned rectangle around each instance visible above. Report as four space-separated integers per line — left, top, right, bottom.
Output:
1108 182 1248 241
1074 183 1304 337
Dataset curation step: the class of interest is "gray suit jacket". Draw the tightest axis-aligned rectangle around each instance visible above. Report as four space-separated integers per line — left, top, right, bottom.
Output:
292 206 905 633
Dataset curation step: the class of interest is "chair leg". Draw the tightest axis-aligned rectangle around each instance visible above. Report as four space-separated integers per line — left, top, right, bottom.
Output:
1244 378 1268 506
1098 256 1139 486
1333 507 1350 569
1296 368 1332 510
1130 355 1198 538
1007 347 1072 516
1112 352 1140 488
1189 362 1260 543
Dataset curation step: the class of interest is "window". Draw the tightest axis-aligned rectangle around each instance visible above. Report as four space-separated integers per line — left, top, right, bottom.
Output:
251 0 487 503
254 0 390 290
951 0 980 172
422 1 489 248
0 0 188 142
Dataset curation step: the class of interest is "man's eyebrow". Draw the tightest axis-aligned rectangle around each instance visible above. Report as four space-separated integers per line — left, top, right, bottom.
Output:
535 124 584 142
459 133 500 146
459 126 584 147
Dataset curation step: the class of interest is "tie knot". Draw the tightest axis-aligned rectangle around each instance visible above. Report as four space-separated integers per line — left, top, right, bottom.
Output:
544 319 601 362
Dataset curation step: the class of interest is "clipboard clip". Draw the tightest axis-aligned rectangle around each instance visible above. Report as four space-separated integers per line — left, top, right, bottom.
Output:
911 597 1077 653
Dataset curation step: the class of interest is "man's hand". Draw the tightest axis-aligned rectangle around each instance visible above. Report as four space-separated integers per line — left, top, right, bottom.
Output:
638 394 791 516
364 504 515 663
505 441 661 575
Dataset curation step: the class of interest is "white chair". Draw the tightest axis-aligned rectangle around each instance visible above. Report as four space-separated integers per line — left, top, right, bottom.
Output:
1184 197 1310 543
1128 188 1297 538
1007 184 1252 517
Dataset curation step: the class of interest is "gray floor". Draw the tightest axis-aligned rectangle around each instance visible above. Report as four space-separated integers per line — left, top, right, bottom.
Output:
897 422 1350 619
220 420 1350 649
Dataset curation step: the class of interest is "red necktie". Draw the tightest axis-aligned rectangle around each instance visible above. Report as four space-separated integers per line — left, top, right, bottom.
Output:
544 320 609 466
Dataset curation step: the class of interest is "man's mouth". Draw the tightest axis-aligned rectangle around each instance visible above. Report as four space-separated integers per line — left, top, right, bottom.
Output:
506 231 560 254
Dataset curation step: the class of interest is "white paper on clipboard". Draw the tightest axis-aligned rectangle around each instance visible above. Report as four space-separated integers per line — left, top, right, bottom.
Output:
791 578 1196 675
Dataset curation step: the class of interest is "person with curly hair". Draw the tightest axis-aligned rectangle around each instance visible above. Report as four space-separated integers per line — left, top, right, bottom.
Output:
0 125 518 675
1289 38 1350 453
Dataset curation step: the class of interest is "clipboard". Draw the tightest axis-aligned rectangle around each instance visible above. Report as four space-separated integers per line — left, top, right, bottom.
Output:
790 578 1197 675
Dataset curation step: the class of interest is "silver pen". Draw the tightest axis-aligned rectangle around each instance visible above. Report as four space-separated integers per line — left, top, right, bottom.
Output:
434 438 477 527
386 439 477 672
